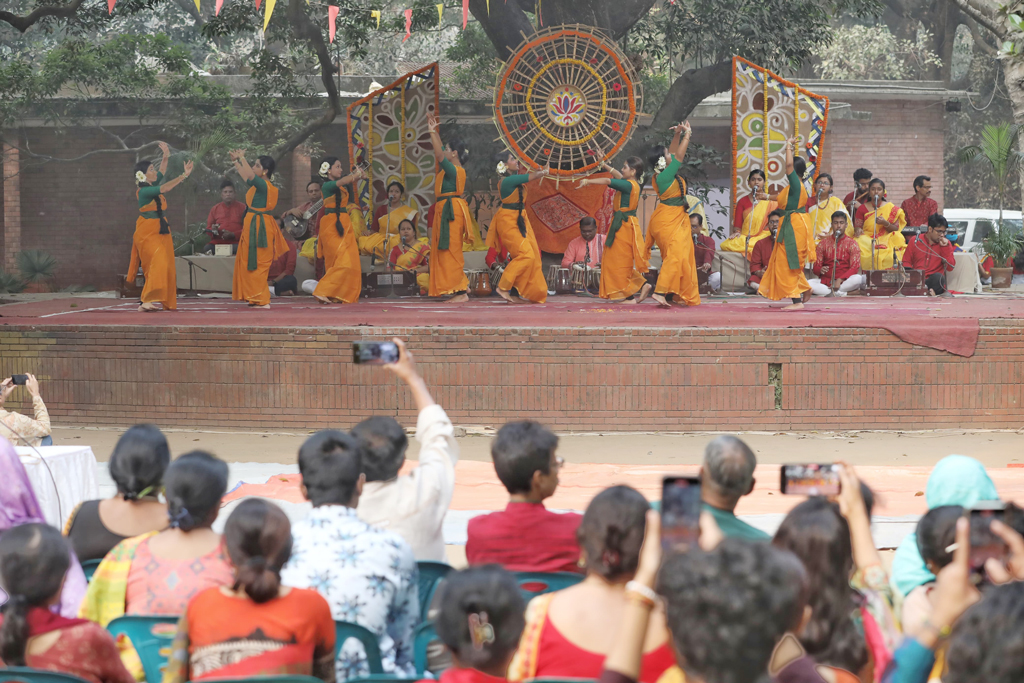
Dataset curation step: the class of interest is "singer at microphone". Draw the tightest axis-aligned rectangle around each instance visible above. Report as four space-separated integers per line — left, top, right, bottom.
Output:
854 178 908 270
803 173 847 243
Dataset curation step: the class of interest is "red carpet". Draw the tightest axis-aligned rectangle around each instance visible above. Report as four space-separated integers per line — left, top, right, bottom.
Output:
2 294 1022 357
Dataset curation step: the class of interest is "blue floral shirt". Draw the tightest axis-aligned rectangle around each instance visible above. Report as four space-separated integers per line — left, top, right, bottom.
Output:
280 505 419 679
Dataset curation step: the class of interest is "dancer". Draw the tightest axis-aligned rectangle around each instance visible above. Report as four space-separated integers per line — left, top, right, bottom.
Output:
488 153 550 303
426 114 471 303
720 169 774 258
645 121 700 308
129 142 191 312
313 157 366 305
578 158 653 304
230 150 290 308
389 219 430 293
758 137 816 311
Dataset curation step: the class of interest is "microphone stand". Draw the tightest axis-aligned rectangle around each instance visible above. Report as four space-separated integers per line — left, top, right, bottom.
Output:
871 195 879 273
186 257 209 297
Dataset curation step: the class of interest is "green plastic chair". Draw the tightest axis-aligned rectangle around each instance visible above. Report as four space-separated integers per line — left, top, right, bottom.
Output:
514 571 584 597
0 669 92 683
106 615 179 683
348 676 410 683
335 620 384 675
413 621 438 676
416 561 454 619
80 559 101 583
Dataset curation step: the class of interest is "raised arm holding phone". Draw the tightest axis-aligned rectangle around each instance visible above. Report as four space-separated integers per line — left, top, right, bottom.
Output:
0 374 51 447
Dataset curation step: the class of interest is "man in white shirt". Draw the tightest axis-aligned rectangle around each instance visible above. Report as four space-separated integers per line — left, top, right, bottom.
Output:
353 338 458 562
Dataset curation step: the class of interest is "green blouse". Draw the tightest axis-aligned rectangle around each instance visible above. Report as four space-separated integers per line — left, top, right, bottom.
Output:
137 172 164 208
439 158 458 195
500 174 530 201
247 176 269 209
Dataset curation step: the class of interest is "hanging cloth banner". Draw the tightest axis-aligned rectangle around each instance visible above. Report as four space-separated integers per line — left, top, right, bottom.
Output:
371 9 380 28
462 0 469 28
403 8 412 41
263 0 275 29
107 0 116 13
215 0 223 14
436 3 443 23
328 5 339 42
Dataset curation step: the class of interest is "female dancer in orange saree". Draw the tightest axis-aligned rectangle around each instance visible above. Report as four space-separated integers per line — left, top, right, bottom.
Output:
645 121 700 308
426 114 471 302
312 157 366 304
487 153 550 303
128 142 192 312
230 150 290 308
578 157 652 304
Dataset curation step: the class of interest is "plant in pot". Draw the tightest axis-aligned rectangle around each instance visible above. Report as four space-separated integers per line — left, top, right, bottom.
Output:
983 229 1022 288
16 250 57 293
0 268 25 294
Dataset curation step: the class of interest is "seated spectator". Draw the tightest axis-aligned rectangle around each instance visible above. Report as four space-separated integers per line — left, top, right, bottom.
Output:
690 214 720 293
699 435 769 541
433 566 526 683
772 464 899 680
0 523 133 683
809 212 863 297
466 421 582 573
0 374 51 447
900 504 961 636
508 486 674 683
902 213 956 297
0 437 87 617
64 424 170 561
351 338 458 562
80 451 232 627
746 210 780 293
164 498 336 683
561 217 606 268
269 227 298 296
281 429 418 679
204 179 245 248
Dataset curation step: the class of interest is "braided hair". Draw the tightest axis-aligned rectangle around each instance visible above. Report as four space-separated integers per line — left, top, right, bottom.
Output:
134 160 169 235
319 157 345 237
496 151 527 237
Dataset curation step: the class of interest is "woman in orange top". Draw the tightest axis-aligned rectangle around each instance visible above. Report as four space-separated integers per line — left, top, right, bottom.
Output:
313 157 367 304
426 114 472 302
128 141 191 312
229 150 290 308
578 157 652 304
645 121 700 308
487 152 550 304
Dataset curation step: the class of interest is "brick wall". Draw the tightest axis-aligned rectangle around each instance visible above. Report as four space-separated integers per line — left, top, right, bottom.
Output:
1 321 1020 431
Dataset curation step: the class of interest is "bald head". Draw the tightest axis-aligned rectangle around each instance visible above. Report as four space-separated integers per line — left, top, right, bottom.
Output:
702 436 757 507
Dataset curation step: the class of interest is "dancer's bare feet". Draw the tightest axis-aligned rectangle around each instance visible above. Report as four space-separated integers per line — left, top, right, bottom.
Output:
781 302 805 311
497 288 517 303
651 292 671 308
636 283 653 304
138 303 159 312
801 290 813 303
253 303 270 309
447 293 469 303
314 295 331 304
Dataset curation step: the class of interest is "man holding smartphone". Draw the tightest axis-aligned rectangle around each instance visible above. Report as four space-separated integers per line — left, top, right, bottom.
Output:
0 374 52 447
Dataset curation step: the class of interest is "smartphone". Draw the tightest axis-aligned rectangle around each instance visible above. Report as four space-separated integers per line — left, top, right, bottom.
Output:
780 463 840 496
352 341 399 365
968 501 1008 577
9 375 28 386
661 476 702 552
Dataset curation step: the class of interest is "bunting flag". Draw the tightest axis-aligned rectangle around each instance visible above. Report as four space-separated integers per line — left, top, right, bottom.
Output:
462 0 468 28
193 0 200 11
371 9 380 28
255 0 261 9
328 5 339 42
436 3 443 23
107 0 115 13
263 0 275 29
215 0 223 14
403 8 412 41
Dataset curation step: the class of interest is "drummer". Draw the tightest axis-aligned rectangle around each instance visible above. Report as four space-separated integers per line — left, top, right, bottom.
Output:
561 217 605 268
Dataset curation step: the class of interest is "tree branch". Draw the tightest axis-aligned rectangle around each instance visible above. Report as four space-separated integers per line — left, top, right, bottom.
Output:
950 0 1005 39
170 0 205 26
468 0 537 60
650 60 732 132
19 137 159 164
967 16 999 55
0 0 85 32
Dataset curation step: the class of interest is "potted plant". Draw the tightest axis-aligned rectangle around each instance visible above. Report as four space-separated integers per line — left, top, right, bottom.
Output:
0 268 25 294
16 250 57 293
983 229 1022 288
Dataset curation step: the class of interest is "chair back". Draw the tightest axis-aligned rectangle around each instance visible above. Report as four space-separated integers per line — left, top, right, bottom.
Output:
335 620 384 675
0 669 92 683
200 677 323 683
105 615 179 683
80 559 101 583
415 561 453 619
514 571 583 597
412 621 437 676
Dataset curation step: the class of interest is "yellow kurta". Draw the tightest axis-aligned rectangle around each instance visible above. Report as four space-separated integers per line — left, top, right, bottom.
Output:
487 178 548 303
127 179 177 310
855 230 908 271
805 196 850 242
848 202 907 238
314 183 362 303
600 179 649 300
429 160 472 297
759 175 817 301
644 168 700 306
359 203 417 258
232 177 289 306
721 194 774 258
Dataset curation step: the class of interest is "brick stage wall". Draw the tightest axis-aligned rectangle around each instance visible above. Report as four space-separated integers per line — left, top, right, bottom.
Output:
1 322 1020 432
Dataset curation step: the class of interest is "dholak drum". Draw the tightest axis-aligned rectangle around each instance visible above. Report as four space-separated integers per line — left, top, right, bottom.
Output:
545 266 573 295
467 270 492 297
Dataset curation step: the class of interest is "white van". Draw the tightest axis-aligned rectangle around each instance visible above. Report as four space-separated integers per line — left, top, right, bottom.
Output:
941 209 1023 251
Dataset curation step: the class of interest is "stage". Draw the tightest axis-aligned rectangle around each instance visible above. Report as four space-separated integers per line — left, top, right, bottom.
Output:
0 293 1022 432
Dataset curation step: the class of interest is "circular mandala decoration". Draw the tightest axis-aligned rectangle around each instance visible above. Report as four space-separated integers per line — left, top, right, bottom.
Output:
494 25 643 177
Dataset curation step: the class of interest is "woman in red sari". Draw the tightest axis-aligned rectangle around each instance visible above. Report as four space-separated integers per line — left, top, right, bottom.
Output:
0 523 133 683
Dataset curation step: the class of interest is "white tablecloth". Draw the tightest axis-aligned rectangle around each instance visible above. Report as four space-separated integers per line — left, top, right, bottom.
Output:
16 446 99 529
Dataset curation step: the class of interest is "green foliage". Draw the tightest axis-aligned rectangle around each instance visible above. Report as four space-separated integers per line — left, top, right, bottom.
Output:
0 269 25 294
814 24 942 79
16 250 57 284
982 227 1023 265
444 23 500 99
958 122 1024 235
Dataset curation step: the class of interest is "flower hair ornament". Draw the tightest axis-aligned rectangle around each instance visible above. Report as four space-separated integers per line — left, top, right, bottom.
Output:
468 612 495 650
496 160 508 176
319 161 331 177
656 156 668 172
135 170 147 184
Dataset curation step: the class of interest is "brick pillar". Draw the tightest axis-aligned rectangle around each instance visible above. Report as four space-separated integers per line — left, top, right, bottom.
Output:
292 146 312 203
2 134 20 271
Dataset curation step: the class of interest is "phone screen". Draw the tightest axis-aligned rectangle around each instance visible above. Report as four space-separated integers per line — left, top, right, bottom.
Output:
969 503 1008 577
352 341 400 365
661 476 702 552
780 463 840 496
10 375 28 386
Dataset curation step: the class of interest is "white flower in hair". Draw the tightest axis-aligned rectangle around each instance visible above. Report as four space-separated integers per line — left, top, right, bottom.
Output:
135 170 147 183
656 156 668 171
496 160 508 175
319 161 331 177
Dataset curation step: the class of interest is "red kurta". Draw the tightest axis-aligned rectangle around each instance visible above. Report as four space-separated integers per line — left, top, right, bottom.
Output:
813 234 861 287
747 235 775 285
694 234 716 269
466 502 583 574
902 235 956 276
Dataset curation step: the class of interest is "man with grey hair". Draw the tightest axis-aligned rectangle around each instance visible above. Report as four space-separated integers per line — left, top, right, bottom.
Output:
700 435 770 541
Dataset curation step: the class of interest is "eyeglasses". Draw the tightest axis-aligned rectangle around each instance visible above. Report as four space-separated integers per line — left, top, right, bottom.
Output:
553 456 565 469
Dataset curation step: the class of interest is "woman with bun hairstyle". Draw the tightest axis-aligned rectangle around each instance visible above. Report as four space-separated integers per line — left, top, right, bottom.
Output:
163 498 336 683
487 152 549 304
64 424 171 562
313 157 367 304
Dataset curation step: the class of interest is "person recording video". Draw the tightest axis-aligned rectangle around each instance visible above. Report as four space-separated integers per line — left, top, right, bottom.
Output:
0 374 52 447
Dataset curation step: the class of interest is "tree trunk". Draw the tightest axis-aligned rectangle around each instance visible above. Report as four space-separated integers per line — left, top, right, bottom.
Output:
649 60 733 133
1004 58 1024 215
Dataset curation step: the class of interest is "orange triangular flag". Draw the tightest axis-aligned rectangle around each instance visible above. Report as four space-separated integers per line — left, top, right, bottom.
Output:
403 8 412 41
107 0 116 13
328 5 339 42
462 0 468 28
255 0 262 10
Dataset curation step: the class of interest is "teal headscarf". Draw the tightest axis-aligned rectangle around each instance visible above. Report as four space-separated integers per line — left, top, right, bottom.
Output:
891 455 999 595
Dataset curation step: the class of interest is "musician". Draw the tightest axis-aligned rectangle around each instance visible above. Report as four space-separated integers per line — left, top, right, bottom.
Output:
268 225 298 296
842 168 873 214
204 179 245 249
721 169 774 258
389 219 430 294
853 213 906 271
747 210 780 293
281 181 326 240
804 173 849 243
690 214 720 293
902 213 956 297
852 179 907 237
560 217 605 268
900 175 938 228
361 180 418 259
485 241 510 269
808 212 863 297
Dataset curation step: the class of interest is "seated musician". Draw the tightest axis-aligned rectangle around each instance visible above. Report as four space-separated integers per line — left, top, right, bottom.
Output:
808 212 863 297
746 210 781 292
721 169 774 258
805 173 849 243
388 219 430 294
850 178 907 237
360 181 418 259
853 204 907 272
281 181 326 240
485 228 510 270
269 220 298 296
902 213 956 297
690 214 720 292
204 179 246 251
842 168 873 214
561 217 605 268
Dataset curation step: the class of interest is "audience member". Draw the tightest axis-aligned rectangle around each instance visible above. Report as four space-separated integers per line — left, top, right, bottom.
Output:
433 566 526 683
0 524 133 683
509 486 673 682
900 176 938 229
351 338 458 562
164 498 336 683
902 213 956 297
0 437 87 618
690 214 720 293
900 504 961 635
746 210 780 293
466 421 582 573
843 168 873 212
269 229 299 296
281 429 418 679
204 179 245 246
0 374 52 447
64 424 170 561
700 435 769 540
561 217 606 268
809 212 863 296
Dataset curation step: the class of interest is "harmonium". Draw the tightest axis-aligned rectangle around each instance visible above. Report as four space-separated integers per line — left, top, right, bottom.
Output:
865 268 927 296
361 271 419 298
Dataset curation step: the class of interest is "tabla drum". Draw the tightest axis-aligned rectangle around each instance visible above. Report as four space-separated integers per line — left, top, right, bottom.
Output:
571 264 601 294
467 270 493 297
546 267 573 295
490 265 505 289
644 267 659 288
